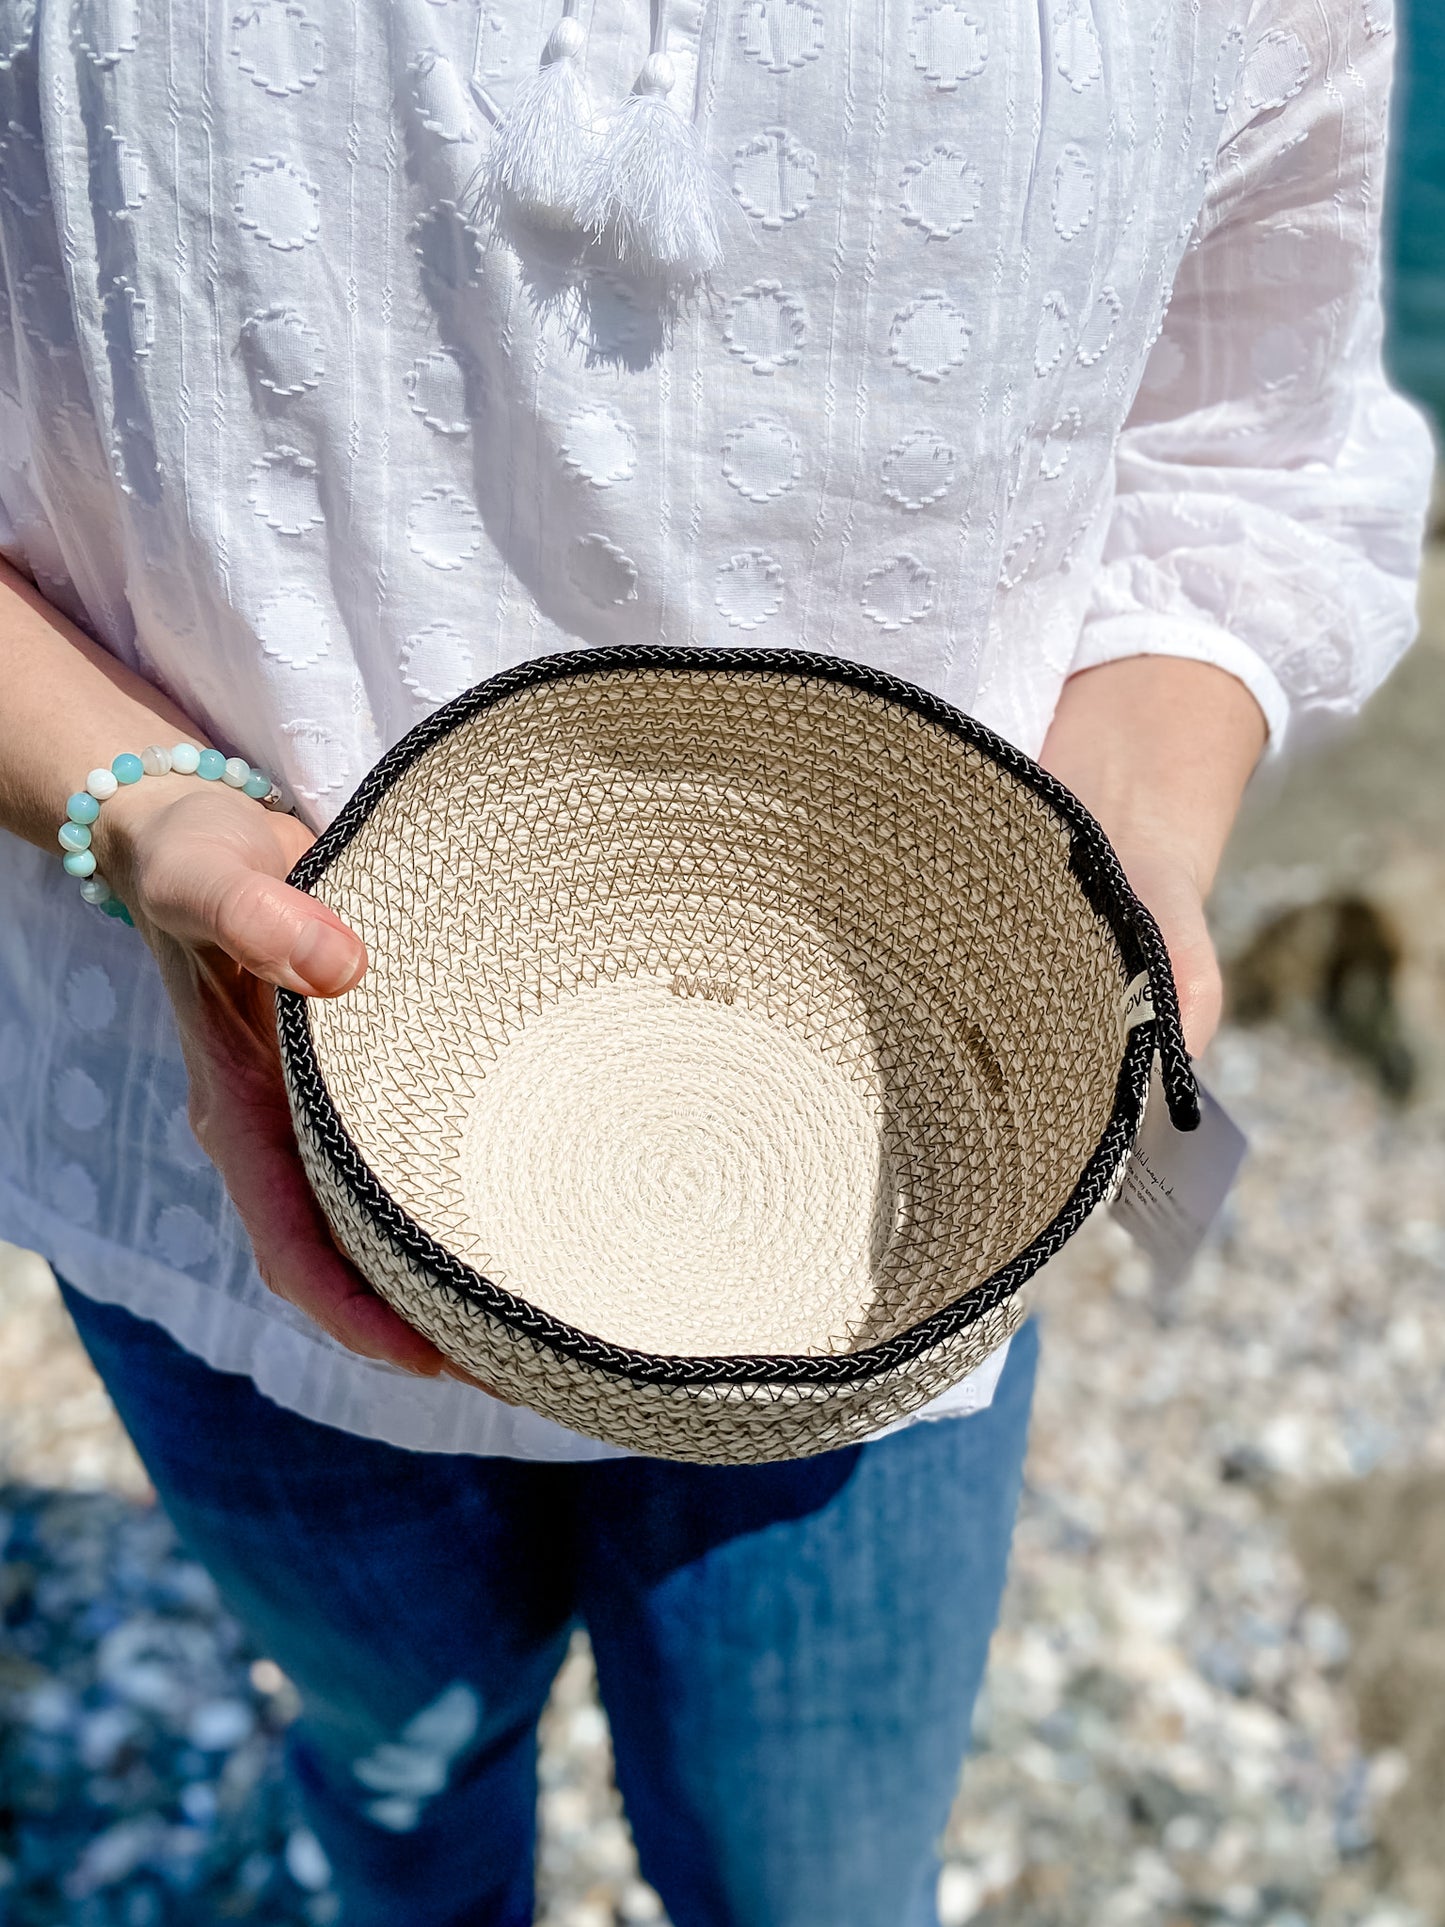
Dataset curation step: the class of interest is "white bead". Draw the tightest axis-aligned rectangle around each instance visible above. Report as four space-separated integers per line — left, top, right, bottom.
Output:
636 51 675 95
546 15 585 60
170 743 201 775
85 767 119 800
140 745 172 776
221 757 251 788
80 876 111 905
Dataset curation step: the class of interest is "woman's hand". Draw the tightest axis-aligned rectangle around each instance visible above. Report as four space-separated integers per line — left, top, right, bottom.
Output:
1039 656 1268 1057
91 776 499 1387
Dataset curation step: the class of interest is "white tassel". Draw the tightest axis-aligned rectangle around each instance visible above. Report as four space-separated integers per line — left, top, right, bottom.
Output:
481 16 595 231
578 52 724 287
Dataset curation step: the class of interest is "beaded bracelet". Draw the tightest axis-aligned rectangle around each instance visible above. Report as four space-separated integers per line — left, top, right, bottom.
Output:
59 745 285 925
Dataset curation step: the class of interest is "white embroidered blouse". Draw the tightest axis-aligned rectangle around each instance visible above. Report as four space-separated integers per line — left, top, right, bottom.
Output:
0 0 1432 1459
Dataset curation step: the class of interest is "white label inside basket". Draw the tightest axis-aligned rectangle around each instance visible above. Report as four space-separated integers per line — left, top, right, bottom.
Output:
1110 1063 1248 1285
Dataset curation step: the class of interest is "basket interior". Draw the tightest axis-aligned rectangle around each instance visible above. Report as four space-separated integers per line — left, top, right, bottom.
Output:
303 668 1128 1358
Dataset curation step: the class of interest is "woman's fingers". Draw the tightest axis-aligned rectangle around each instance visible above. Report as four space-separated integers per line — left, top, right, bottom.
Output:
212 1090 448 1375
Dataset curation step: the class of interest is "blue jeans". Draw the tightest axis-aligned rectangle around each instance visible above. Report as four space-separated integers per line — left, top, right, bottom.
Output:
59 1279 1039 1927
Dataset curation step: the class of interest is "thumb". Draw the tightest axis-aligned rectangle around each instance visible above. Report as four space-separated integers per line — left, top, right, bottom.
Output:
140 836 366 997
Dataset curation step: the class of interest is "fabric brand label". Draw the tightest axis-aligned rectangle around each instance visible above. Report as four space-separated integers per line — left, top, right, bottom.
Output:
1121 970 1155 1029
1109 1062 1248 1285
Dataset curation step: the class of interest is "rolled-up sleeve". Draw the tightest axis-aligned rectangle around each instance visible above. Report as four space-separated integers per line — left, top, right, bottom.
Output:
1072 0 1437 752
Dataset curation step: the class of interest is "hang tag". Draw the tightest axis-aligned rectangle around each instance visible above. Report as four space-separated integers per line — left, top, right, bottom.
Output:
1109 1062 1247 1285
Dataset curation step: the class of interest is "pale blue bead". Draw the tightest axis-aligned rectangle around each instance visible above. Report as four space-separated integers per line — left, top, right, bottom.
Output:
79 876 111 905
196 748 226 781
66 792 101 825
221 756 250 788
63 848 97 878
111 752 144 785
242 770 272 800
170 743 201 775
58 822 92 852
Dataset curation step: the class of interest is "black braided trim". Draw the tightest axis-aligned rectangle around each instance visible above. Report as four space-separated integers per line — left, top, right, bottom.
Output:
1067 831 1200 1133
276 642 1193 1386
286 643 1197 1125
278 986 1154 1386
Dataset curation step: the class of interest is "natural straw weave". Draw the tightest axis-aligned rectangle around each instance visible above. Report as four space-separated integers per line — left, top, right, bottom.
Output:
277 646 1198 1464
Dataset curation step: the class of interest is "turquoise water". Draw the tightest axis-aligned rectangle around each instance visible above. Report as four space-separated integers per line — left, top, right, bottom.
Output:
1389 0 1445 432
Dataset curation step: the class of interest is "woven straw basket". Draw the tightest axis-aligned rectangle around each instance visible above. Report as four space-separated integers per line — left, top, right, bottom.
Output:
277 646 1198 1465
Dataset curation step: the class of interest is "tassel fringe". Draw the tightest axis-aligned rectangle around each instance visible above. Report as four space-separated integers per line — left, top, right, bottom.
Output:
578 53 724 287
481 17 595 232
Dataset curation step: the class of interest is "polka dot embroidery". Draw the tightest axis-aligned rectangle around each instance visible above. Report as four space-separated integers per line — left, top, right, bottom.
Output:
404 347 474 436
721 416 801 502
1052 0 1102 92
241 306 324 397
570 534 639 607
65 966 117 1032
400 621 477 704
714 551 784 630
737 0 824 74
248 447 324 535
74 0 138 68
732 130 819 230
909 1 988 89
153 1203 218 1271
280 717 358 802
94 127 148 217
55 1065 108 1132
862 555 934 630
410 201 484 291
46 1160 98 1226
406 486 482 570
1074 288 1120 367
881 428 956 510
0 122 47 217
0 2 35 70
231 0 325 97
473 7 511 78
889 293 970 382
1040 408 1080 479
560 405 637 487
722 283 808 376
999 522 1045 588
410 50 476 143
235 157 321 251
101 281 152 361
899 145 982 241
256 586 332 668
1241 28 1310 114
1034 291 1071 376
1051 146 1094 241
1212 26 1245 112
